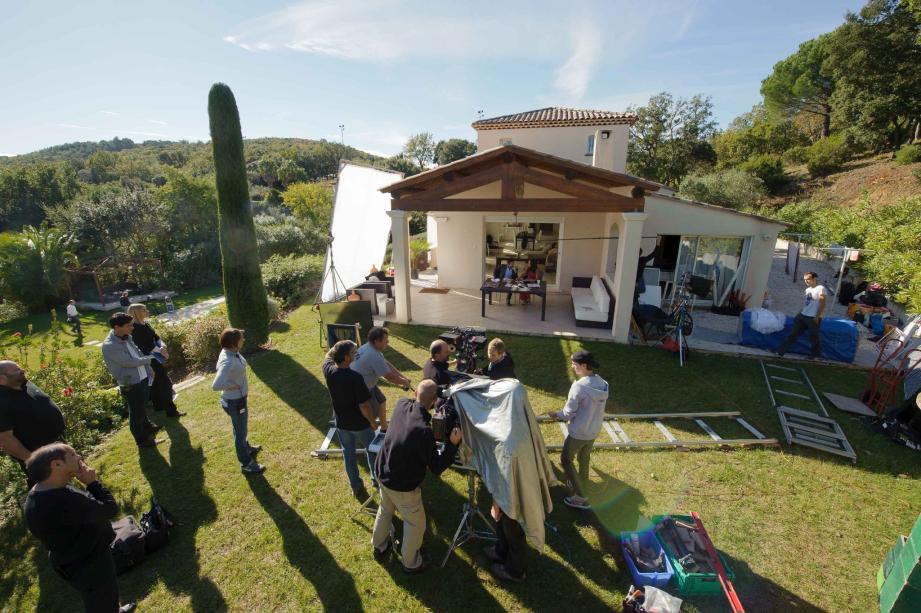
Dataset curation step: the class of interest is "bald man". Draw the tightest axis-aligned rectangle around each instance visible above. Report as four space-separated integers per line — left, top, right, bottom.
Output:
0 361 66 485
371 380 462 573
423 340 451 386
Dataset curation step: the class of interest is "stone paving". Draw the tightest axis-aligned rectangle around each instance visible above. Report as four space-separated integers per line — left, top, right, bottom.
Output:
155 296 226 325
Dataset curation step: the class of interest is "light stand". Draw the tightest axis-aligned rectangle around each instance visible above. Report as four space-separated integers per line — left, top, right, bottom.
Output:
314 233 350 347
441 464 496 568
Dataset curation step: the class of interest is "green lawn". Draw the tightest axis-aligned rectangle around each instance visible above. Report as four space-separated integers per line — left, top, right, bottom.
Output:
0 285 223 366
1 305 918 612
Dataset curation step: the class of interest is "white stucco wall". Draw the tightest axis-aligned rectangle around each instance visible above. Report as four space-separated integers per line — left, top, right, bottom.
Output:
476 124 630 173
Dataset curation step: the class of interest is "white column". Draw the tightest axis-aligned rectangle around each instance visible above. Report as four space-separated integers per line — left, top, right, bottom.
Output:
611 212 647 343
387 209 412 323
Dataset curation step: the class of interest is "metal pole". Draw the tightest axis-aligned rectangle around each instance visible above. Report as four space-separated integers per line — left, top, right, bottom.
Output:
833 248 849 298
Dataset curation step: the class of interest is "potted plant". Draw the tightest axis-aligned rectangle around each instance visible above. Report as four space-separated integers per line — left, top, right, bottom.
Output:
409 237 430 279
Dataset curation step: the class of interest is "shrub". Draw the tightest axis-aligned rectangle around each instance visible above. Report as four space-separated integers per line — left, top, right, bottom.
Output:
805 134 849 177
260 254 324 308
894 144 921 165
740 154 787 192
266 295 280 323
156 319 192 373
0 300 28 323
181 314 229 370
784 146 808 165
255 219 308 261
678 168 767 210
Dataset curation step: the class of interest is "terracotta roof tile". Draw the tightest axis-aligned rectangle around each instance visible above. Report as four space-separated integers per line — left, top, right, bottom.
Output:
472 107 637 130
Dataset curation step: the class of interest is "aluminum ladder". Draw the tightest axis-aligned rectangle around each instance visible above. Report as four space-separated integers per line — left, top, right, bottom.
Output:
759 360 856 462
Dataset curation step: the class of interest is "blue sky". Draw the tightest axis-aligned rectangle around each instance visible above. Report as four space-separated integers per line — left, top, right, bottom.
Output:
0 0 865 157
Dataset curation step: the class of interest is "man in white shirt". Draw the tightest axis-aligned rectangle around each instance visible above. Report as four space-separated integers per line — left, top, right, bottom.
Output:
776 271 826 359
65 300 81 335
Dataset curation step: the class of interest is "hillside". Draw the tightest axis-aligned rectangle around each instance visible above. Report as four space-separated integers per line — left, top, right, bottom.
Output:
770 153 921 208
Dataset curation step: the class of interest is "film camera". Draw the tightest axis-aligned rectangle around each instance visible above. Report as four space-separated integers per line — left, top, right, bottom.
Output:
439 327 486 374
431 397 460 442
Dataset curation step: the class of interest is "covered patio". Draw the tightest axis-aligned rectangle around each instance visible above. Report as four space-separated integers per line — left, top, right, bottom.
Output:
382 145 660 343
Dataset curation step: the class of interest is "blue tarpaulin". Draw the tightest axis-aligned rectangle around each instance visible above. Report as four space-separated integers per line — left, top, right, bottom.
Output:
739 310 858 363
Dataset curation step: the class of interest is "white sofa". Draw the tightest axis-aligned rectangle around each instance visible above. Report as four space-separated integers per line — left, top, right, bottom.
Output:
571 276 614 328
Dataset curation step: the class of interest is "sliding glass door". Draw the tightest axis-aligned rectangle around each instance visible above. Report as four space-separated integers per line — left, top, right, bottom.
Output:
673 236 749 305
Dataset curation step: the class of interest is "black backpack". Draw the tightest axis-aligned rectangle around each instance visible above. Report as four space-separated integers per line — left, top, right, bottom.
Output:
111 517 145 574
111 498 174 574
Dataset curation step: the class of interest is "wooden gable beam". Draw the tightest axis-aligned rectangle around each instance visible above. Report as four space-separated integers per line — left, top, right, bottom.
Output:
391 196 644 213
509 163 627 201
398 164 505 201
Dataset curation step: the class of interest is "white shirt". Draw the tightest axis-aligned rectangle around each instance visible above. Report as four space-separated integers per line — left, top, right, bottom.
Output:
800 285 827 317
125 338 149 382
66 304 78 317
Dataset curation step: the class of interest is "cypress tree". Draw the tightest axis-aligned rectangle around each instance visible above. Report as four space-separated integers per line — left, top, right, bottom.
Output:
208 83 269 348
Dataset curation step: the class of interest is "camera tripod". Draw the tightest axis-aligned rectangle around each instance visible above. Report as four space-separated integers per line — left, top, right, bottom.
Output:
441 464 496 568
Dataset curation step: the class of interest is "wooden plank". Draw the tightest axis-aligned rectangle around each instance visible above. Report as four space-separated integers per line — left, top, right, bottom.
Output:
513 164 629 201
654 421 677 442
536 411 742 422
695 419 722 441
544 438 779 451
602 421 621 444
735 418 766 440
391 197 644 213
611 420 632 443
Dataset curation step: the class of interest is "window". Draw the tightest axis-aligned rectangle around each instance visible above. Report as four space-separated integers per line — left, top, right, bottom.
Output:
586 134 595 156
499 138 513 146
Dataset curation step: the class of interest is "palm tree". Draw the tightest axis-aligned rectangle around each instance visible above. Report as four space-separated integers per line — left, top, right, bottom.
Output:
21 224 78 306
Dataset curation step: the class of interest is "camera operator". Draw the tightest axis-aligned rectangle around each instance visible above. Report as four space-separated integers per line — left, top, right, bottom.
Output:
351 327 411 432
485 338 516 380
485 499 528 582
322 340 378 503
423 340 452 386
24 443 135 613
371 380 462 574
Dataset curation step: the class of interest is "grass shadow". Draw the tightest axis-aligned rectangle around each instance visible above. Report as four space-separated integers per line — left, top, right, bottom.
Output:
245 474 364 611
128 419 227 611
248 349 334 435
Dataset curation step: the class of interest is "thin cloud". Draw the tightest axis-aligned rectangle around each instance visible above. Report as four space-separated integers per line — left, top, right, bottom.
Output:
553 23 602 99
121 129 169 138
100 110 120 116
147 119 168 126
224 0 692 98
54 123 94 130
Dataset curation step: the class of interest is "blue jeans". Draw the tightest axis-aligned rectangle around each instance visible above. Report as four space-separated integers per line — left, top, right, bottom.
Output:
337 427 376 493
221 396 253 468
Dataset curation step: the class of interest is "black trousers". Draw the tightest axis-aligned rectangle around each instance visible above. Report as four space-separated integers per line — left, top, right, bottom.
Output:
495 513 527 578
777 313 822 357
121 379 153 444
561 435 594 497
59 551 120 613
149 361 178 415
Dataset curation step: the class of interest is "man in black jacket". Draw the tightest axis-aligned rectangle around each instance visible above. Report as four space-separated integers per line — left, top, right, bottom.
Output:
422 340 452 386
24 443 135 613
371 380 462 573
485 338 516 380
0 361 66 486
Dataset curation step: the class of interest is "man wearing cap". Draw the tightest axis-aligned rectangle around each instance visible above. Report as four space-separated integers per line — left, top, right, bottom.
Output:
547 350 609 510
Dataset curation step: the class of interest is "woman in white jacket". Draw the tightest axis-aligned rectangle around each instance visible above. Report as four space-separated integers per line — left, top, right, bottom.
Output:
211 328 264 474
548 350 609 510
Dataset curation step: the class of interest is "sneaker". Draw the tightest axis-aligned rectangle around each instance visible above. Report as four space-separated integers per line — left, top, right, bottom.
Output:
373 538 392 563
490 562 526 583
242 462 266 475
564 495 591 510
119 604 137 613
401 552 431 575
482 544 503 563
248 444 263 456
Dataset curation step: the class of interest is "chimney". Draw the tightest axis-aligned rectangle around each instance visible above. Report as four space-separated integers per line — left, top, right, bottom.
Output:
591 129 616 171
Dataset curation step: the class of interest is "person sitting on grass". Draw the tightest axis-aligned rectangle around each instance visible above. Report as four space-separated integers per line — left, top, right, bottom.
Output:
485 338 516 380
24 443 136 613
547 350 609 510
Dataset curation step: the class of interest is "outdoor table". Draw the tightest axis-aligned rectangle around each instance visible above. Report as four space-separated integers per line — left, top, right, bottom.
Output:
480 280 547 321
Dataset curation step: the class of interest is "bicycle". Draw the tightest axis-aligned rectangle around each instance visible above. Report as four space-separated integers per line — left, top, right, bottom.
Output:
665 272 694 367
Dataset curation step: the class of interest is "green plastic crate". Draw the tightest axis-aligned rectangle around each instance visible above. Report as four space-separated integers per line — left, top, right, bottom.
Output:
651 514 736 596
880 536 909 592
